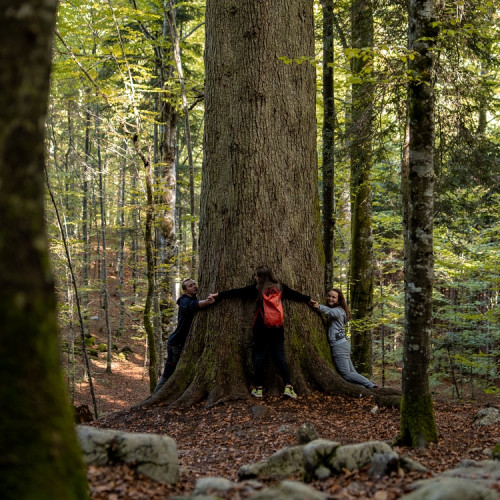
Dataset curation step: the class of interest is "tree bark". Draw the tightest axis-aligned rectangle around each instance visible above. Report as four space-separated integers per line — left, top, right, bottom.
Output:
321 0 336 293
396 0 438 448
145 0 399 409
132 135 158 393
0 1 89 498
349 0 374 377
82 106 91 337
95 110 113 374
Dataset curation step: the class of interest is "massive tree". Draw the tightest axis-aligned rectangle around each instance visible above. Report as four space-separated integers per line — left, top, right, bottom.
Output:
395 0 438 447
146 0 398 409
0 0 88 498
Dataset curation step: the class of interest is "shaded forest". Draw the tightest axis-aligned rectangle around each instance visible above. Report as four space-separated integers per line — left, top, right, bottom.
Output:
1 0 500 499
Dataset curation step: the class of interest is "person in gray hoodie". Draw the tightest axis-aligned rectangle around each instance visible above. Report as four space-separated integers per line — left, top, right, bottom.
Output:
310 288 377 389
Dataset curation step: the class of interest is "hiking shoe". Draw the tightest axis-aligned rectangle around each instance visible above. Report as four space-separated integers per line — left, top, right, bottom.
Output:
284 386 297 398
251 388 263 398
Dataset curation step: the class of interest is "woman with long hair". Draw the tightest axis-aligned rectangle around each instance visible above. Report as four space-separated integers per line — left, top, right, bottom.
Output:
211 266 311 398
310 288 377 389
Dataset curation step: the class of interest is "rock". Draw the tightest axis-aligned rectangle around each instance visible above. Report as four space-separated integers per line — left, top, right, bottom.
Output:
441 459 500 487
238 445 305 479
303 440 400 481
368 451 399 478
402 459 500 499
402 477 499 500
473 407 500 426
329 440 394 473
249 480 327 500
492 441 500 461
398 455 427 473
251 405 269 420
194 477 235 495
303 439 341 481
297 422 319 444
239 437 426 484
76 425 179 484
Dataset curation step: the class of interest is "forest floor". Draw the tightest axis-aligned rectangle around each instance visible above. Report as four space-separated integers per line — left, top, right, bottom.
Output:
68 323 500 500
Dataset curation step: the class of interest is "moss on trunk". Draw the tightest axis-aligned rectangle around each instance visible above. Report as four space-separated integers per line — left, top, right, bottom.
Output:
349 0 375 377
0 2 89 498
394 394 438 448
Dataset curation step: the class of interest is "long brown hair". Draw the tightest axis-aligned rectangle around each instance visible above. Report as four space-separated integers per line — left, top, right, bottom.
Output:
332 287 351 321
255 266 281 301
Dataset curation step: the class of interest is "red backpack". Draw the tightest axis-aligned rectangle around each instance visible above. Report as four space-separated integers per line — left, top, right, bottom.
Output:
261 287 284 328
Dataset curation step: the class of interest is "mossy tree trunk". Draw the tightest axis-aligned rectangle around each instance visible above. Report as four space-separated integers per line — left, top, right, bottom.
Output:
133 135 159 394
321 0 336 294
0 1 89 498
395 0 438 448
349 0 374 376
147 0 399 409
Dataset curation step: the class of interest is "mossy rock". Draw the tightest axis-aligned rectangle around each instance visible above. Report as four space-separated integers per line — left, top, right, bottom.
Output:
492 442 500 461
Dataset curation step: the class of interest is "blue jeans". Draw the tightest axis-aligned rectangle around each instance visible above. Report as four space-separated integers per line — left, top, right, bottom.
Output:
330 340 376 388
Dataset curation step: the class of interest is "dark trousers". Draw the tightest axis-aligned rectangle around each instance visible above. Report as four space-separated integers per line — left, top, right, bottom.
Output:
253 325 291 387
153 344 183 394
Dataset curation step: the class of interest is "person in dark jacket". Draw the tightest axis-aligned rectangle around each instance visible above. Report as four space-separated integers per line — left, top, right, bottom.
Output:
310 288 377 389
211 266 311 398
153 278 214 394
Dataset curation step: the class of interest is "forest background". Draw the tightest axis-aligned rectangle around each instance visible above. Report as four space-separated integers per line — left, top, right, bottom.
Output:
47 0 500 415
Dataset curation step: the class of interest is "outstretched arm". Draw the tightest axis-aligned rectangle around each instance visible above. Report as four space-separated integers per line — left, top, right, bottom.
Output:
309 299 320 310
212 284 258 301
281 283 311 303
198 295 215 309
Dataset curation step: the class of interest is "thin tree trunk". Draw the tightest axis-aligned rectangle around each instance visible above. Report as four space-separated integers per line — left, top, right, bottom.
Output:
155 4 179 368
95 111 112 374
132 135 158 393
131 170 139 304
349 0 374 377
46 171 99 419
321 0 336 293
82 107 91 337
167 0 197 274
117 140 126 336
396 0 438 448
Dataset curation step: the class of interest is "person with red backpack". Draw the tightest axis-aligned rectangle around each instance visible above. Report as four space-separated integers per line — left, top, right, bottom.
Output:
210 266 311 398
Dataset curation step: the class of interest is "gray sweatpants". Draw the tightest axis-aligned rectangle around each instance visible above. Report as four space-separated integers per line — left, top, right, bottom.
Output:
330 339 376 388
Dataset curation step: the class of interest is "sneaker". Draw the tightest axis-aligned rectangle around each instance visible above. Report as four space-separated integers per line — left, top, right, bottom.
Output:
251 387 263 398
284 386 297 398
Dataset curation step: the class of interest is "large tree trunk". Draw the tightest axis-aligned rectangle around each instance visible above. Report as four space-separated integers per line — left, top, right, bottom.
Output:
395 0 438 448
0 1 88 498
349 0 374 376
146 0 398 409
